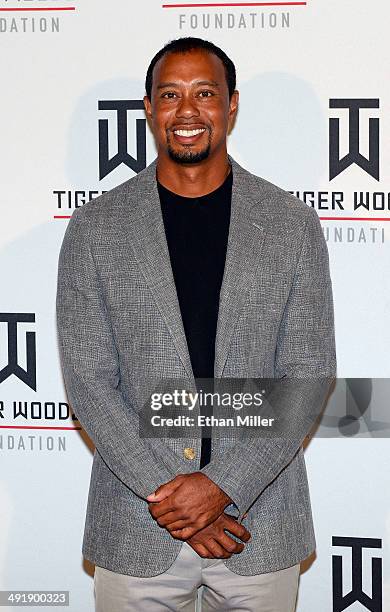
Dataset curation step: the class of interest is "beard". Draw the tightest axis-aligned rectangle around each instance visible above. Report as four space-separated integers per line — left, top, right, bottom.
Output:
166 129 212 164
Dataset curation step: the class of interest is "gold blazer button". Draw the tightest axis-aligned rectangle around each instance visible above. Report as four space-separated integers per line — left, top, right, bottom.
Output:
183 447 196 460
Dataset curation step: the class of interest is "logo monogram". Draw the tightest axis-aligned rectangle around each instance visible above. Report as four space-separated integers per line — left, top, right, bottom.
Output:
0 313 36 390
332 536 382 611
329 99 379 181
98 100 146 180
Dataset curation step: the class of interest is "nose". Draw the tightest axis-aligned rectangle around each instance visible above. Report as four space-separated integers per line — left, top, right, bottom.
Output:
175 93 200 119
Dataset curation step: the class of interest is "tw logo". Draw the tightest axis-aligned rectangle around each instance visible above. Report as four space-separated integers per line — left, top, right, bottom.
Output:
332 536 382 611
98 100 146 180
0 313 36 390
329 98 380 181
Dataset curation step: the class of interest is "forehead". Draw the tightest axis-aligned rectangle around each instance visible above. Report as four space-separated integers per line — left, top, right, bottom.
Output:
152 49 227 89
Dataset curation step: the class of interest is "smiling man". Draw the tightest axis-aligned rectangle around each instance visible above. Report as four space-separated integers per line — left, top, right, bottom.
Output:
56 37 336 611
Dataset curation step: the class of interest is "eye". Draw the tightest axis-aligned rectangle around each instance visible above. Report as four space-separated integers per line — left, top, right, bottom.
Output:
161 92 177 99
198 90 214 97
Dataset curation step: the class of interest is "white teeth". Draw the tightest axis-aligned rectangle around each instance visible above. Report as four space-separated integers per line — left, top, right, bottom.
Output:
174 128 206 137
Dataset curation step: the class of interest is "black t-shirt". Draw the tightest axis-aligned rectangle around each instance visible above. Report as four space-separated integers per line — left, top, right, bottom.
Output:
158 168 232 467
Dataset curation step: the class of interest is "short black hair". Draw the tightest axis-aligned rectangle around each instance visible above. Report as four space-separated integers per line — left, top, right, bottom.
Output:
145 37 236 100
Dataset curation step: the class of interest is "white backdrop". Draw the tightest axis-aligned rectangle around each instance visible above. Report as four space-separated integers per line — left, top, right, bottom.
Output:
1 0 389 609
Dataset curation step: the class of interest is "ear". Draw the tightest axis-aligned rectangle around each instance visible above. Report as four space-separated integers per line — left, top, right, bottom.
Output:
228 90 239 133
228 90 239 120
143 95 152 120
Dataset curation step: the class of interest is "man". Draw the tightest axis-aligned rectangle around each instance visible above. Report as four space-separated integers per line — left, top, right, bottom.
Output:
56 37 336 611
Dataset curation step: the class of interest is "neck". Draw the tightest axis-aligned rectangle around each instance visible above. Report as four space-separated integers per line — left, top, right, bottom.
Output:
156 149 231 197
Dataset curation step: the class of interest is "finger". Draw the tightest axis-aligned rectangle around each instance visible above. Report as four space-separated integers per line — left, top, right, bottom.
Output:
148 499 175 519
190 543 211 558
226 526 251 543
146 477 182 502
166 514 210 534
222 516 251 542
165 518 191 531
155 512 186 528
170 528 187 540
169 526 198 540
146 486 169 502
216 532 245 554
205 538 231 559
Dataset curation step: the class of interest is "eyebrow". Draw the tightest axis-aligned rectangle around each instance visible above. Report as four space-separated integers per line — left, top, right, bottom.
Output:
157 80 220 90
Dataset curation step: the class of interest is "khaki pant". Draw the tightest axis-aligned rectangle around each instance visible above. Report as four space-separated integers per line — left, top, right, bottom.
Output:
94 542 300 611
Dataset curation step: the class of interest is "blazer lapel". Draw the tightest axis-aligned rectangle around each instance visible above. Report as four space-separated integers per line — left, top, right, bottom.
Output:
214 156 266 378
123 158 195 381
123 155 266 381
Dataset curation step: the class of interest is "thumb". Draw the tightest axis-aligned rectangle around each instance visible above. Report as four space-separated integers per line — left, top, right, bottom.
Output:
146 478 181 502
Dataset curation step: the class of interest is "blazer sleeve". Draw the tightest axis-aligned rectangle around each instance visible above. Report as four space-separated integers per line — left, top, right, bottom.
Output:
200 206 337 521
56 206 189 500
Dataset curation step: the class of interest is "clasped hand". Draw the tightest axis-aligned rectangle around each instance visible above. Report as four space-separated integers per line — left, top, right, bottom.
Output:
147 472 251 559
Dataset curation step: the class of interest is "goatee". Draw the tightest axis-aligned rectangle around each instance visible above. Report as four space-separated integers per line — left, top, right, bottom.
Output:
166 128 211 164
167 144 211 164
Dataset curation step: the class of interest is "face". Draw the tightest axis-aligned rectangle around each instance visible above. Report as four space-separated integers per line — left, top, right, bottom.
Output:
144 49 238 165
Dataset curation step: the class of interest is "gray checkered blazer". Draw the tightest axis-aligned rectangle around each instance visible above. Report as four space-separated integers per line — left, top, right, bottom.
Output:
56 155 336 577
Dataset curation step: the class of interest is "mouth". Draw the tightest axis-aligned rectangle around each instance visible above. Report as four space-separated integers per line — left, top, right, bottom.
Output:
170 126 208 144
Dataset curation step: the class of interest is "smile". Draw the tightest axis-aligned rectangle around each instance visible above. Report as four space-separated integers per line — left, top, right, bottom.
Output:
173 128 206 137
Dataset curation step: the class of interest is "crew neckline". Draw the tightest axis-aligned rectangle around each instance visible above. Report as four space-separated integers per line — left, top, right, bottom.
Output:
157 166 232 201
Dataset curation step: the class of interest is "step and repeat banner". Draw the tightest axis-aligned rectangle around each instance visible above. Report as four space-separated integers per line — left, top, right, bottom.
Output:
1 0 389 609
